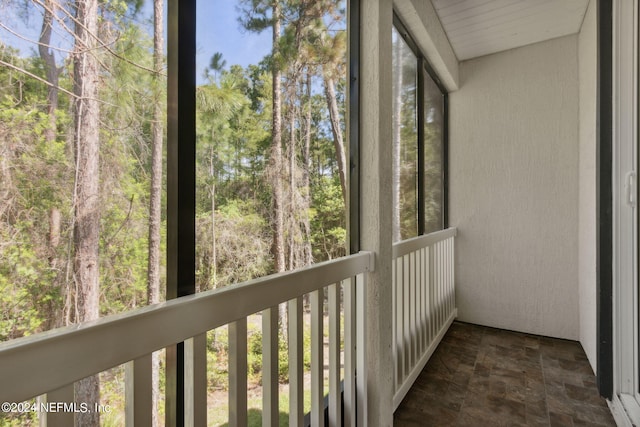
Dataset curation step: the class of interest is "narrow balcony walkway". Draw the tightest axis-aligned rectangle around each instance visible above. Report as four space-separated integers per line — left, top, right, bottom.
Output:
394 322 616 426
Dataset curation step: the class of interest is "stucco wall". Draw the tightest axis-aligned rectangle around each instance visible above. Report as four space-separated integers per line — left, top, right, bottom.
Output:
449 35 580 339
578 0 597 372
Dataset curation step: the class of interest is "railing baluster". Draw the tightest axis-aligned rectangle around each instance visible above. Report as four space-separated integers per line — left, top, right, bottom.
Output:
429 244 435 344
442 240 447 317
445 238 450 316
442 240 449 324
356 273 368 426
422 247 428 347
416 249 422 358
438 241 443 330
442 241 447 322
310 288 324 427
395 257 403 386
422 247 428 352
434 242 439 331
328 282 341 426
390 229 457 408
343 278 356 427
434 241 439 331
262 307 279 427
440 240 445 322
445 240 450 316
451 237 456 314
229 320 247 427
288 298 304 426
45 383 74 427
184 334 207 427
125 355 152 427
410 250 417 368
403 254 410 377
392 258 398 390
446 241 450 319
450 237 455 315
416 248 422 355
443 241 447 322
406 253 412 372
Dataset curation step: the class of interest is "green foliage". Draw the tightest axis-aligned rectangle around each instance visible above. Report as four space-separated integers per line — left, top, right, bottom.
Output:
0 100 67 342
196 199 271 291
207 327 229 390
0 0 349 335
196 68 271 217
247 327 263 381
0 402 38 426
0 229 57 341
310 176 346 260
237 0 274 35
0 101 70 201
0 45 52 107
205 315 314 397
0 3 351 420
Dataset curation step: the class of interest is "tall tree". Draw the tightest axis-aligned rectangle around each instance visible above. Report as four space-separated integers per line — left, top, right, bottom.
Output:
206 52 227 82
147 0 164 424
196 68 247 291
323 74 346 201
239 0 286 274
271 0 285 274
301 70 313 265
38 0 61 144
37 0 66 330
311 6 347 203
72 0 101 424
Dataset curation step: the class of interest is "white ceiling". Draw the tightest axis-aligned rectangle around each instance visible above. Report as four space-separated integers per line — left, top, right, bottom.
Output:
430 0 590 61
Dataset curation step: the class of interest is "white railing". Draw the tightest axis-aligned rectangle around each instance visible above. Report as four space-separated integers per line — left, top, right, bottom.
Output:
0 251 374 427
392 227 457 409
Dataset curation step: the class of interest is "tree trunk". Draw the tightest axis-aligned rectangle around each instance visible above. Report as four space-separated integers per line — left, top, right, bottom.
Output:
48 208 61 250
39 0 65 333
323 75 347 203
209 151 217 288
73 0 101 425
271 0 285 274
39 0 60 144
271 1 288 335
302 72 313 265
288 83 296 271
147 0 164 425
209 151 218 345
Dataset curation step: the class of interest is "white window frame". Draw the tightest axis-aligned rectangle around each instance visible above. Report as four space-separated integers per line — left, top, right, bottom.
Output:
611 0 640 425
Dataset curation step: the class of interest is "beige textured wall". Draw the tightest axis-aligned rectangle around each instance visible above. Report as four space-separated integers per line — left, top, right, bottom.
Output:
449 35 580 339
359 0 394 423
578 0 597 371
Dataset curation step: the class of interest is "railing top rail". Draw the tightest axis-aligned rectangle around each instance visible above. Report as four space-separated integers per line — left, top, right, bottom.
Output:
392 227 457 258
0 251 374 403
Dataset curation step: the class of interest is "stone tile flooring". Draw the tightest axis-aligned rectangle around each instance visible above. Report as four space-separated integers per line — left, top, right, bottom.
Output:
394 322 616 426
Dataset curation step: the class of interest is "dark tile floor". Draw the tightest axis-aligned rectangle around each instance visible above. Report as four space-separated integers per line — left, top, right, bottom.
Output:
394 321 616 427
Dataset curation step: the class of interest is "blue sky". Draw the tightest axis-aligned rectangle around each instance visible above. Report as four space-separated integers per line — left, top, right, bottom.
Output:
197 1 272 80
0 1 271 84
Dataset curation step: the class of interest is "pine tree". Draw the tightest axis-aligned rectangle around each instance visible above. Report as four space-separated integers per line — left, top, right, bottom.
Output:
147 0 164 424
72 0 101 424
